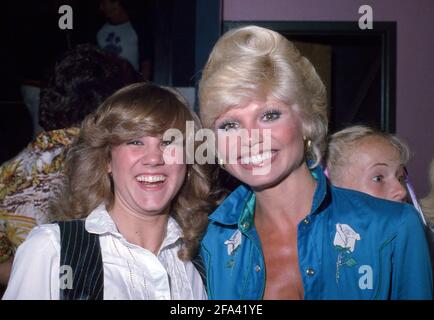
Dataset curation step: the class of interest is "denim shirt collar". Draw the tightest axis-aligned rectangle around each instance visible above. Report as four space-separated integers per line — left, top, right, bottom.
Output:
209 164 329 229
209 184 253 226
310 164 329 215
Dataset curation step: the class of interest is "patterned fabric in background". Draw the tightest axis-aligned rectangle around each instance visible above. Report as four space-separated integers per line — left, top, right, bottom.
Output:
0 128 79 261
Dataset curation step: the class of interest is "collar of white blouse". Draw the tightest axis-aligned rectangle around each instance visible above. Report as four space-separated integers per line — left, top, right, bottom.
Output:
83 203 190 299
84 203 183 253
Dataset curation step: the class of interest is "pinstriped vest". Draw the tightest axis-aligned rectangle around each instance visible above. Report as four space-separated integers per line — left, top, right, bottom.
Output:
58 220 104 300
57 220 206 300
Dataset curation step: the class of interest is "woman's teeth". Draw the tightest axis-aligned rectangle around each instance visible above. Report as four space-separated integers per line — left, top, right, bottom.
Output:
241 151 273 165
136 175 166 183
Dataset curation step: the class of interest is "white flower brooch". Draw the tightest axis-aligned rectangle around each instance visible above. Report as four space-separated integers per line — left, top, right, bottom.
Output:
333 223 361 252
224 230 242 256
333 223 361 283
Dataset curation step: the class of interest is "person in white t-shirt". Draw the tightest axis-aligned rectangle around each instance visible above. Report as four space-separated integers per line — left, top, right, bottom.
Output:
97 0 152 80
3 83 216 300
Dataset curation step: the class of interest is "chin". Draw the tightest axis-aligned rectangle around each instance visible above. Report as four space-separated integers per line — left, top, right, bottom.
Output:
250 179 284 191
141 206 170 216
137 199 171 215
234 170 284 190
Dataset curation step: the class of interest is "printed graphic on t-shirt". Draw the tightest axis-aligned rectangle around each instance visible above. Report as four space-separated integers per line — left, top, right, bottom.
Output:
97 22 139 71
103 32 122 55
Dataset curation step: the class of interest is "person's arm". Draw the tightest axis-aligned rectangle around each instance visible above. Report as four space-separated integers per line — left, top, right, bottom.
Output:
2 225 60 300
0 257 13 287
391 205 433 299
0 232 14 286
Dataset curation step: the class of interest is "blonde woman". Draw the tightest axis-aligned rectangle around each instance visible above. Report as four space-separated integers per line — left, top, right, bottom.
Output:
3 83 215 299
198 26 432 300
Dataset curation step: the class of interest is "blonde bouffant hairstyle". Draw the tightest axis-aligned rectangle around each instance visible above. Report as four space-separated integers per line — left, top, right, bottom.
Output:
51 82 217 260
198 25 328 167
325 125 411 184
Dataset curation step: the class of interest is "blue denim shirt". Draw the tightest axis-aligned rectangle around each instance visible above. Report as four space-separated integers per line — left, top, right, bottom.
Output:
200 165 433 299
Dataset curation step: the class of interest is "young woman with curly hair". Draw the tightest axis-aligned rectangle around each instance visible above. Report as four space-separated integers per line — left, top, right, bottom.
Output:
4 83 216 300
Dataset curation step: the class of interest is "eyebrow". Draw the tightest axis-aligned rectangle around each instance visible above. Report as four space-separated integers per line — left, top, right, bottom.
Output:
367 163 389 170
219 103 287 119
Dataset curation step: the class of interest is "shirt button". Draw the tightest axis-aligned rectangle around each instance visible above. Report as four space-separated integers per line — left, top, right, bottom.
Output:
306 267 315 276
303 218 310 224
242 222 250 229
255 265 261 272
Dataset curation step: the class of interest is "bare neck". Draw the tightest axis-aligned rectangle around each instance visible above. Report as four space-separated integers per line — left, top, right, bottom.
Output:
254 163 317 228
109 204 169 255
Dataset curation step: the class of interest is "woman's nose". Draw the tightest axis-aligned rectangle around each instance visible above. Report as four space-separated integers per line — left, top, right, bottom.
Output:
141 140 165 166
240 126 265 147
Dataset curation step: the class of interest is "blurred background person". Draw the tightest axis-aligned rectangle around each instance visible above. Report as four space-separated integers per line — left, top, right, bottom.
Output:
421 157 434 231
0 44 139 291
420 157 434 271
325 125 409 202
97 0 153 80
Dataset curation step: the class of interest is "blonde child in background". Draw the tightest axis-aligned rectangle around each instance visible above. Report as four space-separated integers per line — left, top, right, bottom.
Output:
325 125 409 203
325 125 433 276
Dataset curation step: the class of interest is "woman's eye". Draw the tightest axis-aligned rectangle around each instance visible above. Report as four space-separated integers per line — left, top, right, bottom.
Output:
372 175 384 183
218 121 239 132
262 110 282 122
127 140 142 146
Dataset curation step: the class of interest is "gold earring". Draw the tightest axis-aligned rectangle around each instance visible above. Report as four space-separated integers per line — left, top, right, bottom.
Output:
218 158 225 169
303 136 312 149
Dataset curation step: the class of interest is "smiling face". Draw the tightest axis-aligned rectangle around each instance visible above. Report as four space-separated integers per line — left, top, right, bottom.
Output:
335 136 407 202
214 98 306 190
108 135 186 218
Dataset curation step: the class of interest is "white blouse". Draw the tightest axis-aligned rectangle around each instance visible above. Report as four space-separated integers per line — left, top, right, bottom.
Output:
3 204 207 300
